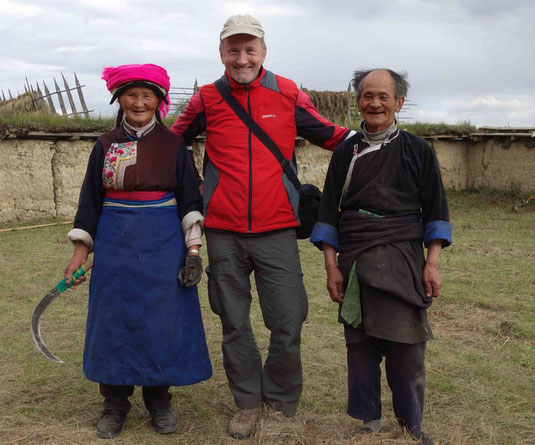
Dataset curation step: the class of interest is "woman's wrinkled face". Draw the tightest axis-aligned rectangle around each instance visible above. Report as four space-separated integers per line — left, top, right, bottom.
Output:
119 87 159 127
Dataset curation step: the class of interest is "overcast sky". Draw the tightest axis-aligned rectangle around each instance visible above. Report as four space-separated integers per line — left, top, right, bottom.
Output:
1 0 534 127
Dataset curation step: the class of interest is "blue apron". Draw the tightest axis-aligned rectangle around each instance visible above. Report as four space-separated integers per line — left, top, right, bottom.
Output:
83 192 212 386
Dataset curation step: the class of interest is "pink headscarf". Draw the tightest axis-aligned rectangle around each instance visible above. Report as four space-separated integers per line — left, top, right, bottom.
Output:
102 63 171 118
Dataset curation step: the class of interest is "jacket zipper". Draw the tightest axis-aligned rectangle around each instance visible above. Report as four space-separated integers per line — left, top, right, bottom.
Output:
246 85 253 233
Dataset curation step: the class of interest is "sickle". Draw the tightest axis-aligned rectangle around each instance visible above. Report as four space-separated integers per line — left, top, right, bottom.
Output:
31 261 93 364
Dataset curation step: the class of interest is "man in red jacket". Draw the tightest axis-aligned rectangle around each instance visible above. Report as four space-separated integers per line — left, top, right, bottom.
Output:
171 14 351 439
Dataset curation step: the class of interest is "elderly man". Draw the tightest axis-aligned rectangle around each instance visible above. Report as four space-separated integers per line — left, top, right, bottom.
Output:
171 15 350 439
310 69 452 445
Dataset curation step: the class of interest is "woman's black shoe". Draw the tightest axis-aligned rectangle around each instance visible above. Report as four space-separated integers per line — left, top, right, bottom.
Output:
151 408 179 434
96 410 127 439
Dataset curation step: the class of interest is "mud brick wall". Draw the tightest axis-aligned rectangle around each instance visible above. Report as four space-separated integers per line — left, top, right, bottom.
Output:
1 135 534 225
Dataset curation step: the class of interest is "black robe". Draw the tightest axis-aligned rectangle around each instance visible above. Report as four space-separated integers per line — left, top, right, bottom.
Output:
311 128 452 344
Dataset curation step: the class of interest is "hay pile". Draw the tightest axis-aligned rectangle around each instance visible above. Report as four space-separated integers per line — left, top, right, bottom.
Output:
303 89 353 126
0 92 49 114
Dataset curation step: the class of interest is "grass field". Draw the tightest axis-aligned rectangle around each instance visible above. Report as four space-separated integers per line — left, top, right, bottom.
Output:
0 190 534 444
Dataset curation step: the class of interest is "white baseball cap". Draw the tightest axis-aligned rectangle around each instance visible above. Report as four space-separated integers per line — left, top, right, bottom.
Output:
220 14 265 41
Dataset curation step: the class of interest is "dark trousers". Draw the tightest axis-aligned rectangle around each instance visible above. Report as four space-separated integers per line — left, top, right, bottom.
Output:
100 384 172 413
347 338 426 436
205 228 308 416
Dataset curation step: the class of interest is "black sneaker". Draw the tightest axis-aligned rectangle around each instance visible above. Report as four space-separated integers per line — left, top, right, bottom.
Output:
151 408 179 434
96 410 127 439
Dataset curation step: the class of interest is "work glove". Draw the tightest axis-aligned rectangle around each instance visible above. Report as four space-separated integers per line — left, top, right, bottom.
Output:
178 255 203 287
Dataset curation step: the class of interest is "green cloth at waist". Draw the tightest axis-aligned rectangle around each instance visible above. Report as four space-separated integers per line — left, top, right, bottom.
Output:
340 209 383 328
340 261 361 328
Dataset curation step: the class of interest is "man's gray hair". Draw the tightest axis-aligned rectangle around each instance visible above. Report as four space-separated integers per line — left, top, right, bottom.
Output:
352 69 410 100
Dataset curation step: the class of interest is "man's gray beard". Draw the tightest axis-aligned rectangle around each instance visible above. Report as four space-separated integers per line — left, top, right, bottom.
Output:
231 69 261 85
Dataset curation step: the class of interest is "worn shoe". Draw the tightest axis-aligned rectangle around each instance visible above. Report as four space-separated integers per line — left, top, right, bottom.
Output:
96 410 127 439
227 408 261 439
278 414 304 435
361 419 381 434
151 408 179 434
413 431 435 445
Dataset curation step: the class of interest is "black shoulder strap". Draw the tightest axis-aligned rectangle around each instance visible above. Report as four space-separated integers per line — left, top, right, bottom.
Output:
214 78 301 191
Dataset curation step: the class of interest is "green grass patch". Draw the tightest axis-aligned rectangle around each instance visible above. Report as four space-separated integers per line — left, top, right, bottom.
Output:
0 113 114 133
0 190 534 444
400 120 476 136
348 120 477 136
0 113 181 134
2 112 479 138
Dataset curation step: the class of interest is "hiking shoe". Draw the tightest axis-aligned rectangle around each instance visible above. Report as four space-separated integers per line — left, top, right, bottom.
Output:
413 431 435 445
227 408 261 439
279 414 304 435
96 410 127 439
151 408 179 434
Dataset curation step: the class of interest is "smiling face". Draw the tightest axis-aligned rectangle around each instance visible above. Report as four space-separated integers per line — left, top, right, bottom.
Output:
357 70 404 133
118 86 159 127
220 34 266 84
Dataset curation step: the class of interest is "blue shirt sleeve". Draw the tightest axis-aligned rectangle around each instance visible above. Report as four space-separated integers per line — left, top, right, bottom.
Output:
310 222 339 251
424 220 452 248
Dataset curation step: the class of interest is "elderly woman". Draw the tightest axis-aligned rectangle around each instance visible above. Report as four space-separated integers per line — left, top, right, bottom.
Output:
64 64 212 439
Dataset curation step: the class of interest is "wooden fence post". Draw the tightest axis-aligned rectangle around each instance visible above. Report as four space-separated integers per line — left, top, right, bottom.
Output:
62 73 78 116
74 73 90 118
54 77 68 116
24 77 36 111
43 81 57 115
35 83 48 112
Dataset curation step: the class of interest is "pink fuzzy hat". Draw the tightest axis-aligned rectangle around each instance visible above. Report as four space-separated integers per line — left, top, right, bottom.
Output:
102 63 171 118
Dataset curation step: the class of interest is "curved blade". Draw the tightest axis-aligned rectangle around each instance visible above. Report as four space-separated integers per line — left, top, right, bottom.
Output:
31 261 93 364
31 288 64 363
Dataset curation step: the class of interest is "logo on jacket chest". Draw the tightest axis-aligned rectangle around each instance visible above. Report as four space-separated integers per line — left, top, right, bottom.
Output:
261 114 277 119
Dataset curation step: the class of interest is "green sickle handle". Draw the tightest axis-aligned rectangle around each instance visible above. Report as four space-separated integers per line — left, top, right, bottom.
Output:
56 261 93 293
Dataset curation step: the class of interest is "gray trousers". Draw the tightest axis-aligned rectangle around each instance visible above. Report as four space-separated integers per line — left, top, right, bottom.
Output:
205 228 308 416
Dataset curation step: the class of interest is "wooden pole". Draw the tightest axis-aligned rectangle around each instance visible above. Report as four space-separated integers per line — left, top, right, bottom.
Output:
62 73 78 116
74 73 90 118
54 77 68 116
26 78 33 97
35 83 48 112
43 81 57 115
28 84 38 111
24 77 36 110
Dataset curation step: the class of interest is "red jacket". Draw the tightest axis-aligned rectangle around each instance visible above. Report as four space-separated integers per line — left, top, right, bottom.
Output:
171 68 349 234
